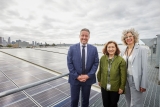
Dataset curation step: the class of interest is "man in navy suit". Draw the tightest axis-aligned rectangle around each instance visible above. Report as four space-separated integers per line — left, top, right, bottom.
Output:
67 28 99 107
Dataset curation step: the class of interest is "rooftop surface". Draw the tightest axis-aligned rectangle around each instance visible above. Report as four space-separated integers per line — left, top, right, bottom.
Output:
0 47 159 107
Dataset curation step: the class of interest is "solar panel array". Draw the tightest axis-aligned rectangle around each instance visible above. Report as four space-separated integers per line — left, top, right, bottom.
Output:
0 47 160 107
0 48 101 107
1 48 68 74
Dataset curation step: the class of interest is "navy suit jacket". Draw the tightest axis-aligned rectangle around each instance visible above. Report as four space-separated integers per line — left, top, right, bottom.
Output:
67 43 99 85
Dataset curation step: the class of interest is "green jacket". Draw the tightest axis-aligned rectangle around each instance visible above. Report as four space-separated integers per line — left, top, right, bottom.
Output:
97 55 127 92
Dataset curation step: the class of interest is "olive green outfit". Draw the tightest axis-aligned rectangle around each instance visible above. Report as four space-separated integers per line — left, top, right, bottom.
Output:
97 55 127 91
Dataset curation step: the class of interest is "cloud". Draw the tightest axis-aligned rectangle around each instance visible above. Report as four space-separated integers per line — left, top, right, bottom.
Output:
0 0 159 44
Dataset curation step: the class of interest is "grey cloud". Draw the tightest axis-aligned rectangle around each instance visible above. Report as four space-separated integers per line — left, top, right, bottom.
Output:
19 14 36 22
7 10 20 17
0 0 16 11
44 0 74 12
0 9 19 24
43 16 59 23
3 26 28 33
40 22 53 30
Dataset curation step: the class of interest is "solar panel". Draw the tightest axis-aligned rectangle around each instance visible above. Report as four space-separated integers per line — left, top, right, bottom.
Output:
0 92 27 107
47 78 67 86
4 69 26 74
0 81 17 93
14 63 34 68
32 88 63 102
90 90 98 98
53 90 101 107
7 72 33 80
0 72 3 77
5 98 38 107
89 93 102 106
40 93 67 107
0 66 18 72
25 83 52 95
13 76 39 86
55 83 70 92
0 49 68 74
54 97 71 107
0 76 9 83
33 72 55 79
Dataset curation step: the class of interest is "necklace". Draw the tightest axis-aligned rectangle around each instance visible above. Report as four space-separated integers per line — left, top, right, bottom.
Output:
125 44 135 69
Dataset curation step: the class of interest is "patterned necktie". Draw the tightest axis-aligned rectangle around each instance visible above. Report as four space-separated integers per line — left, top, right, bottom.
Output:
82 45 85 74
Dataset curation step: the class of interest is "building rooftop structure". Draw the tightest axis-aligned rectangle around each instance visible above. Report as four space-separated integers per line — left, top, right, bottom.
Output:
0 46 159 107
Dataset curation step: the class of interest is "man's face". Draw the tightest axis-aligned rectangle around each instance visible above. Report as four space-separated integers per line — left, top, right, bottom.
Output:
79 31 90 45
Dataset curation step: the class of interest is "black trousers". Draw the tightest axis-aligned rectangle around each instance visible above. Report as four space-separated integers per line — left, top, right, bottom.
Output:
101 87 120 107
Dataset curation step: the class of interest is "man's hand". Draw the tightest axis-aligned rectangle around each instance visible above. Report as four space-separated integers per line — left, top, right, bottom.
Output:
77 75 89 82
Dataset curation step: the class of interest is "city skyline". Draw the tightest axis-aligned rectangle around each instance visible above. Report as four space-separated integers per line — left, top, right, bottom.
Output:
0 36 62 45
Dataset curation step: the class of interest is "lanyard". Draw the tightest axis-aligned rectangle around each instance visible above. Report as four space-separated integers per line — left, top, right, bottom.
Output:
125 45 135 69
107 57 114 83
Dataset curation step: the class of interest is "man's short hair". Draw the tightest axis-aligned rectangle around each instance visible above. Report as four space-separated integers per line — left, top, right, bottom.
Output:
80 28 90 34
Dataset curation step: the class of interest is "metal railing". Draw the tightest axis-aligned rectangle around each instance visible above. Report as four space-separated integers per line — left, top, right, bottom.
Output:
158 59 160 85
0 73 69 98
0 72 95 107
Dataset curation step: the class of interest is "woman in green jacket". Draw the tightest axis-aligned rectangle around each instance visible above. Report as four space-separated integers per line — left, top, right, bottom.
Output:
97 41 127 107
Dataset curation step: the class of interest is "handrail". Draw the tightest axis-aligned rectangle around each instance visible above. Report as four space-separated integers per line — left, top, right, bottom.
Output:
0 73 69 98
158 58 160 85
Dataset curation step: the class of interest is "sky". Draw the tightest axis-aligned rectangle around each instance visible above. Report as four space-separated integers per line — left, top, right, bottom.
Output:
0 0 160 44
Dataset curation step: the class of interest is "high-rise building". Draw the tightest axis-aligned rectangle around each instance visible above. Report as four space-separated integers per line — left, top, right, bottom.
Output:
8 37 11 44
3 40 7 46
16 40 21 42
32 41 34 46
0 37 2 45
12 41 16 44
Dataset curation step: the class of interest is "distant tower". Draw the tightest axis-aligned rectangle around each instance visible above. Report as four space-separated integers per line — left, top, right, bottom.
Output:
0 37 2 45
35 41 37 46
32 41 34 46
8 37 11 44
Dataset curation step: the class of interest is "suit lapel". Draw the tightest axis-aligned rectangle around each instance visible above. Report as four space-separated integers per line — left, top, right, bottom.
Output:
86 44 91 67
131 44 139 64
76 43 81 63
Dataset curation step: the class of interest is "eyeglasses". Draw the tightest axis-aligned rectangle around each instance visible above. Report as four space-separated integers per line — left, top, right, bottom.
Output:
124 35 133 39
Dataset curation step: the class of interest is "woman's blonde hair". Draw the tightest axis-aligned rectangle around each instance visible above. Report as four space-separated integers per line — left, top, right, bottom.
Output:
121 28 139 45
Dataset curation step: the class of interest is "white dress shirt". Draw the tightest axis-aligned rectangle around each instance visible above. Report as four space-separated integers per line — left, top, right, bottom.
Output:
123 54 133 75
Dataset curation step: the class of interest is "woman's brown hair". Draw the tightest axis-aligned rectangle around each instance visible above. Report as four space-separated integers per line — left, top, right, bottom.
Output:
102 41 120 55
